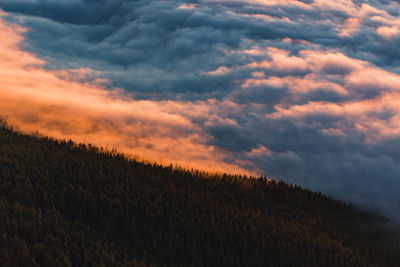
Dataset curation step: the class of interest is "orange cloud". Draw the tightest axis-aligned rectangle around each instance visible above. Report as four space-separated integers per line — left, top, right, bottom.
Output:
0 14 253 175
267 92 400 142
204 0 311 9
245 47 308 73
177 3 198 10
203 66 231 75
217 42 400 143
376 26 400 40
337 17 360 37
239 49 365 96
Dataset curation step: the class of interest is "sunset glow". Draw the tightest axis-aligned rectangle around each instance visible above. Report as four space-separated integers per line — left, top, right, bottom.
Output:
1 0 400 218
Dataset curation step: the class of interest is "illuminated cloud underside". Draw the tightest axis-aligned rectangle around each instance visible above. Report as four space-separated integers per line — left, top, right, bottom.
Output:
1 0 400 218
0 15 250 175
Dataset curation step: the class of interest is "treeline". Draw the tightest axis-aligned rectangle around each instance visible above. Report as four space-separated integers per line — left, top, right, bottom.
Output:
0 122 399 266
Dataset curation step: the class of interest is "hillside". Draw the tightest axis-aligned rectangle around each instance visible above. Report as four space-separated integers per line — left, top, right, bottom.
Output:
0 122 399 267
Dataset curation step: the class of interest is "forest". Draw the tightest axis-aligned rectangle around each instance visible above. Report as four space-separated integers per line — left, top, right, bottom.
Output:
0 121 399 266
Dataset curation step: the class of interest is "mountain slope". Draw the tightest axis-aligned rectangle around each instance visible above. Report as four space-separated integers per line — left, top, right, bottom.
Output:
0 123 399 266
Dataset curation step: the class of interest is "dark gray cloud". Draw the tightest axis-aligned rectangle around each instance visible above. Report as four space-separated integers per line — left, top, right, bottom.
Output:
1 0 400 219
0 0 358 96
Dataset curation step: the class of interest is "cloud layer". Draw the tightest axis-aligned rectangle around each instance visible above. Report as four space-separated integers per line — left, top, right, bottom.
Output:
1 0 400 218
0 14 251 174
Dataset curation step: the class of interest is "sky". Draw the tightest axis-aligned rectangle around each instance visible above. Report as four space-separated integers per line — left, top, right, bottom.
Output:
0 0 400 219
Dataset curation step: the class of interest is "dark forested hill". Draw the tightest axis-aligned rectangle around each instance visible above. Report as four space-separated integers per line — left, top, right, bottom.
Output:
0 122 399 267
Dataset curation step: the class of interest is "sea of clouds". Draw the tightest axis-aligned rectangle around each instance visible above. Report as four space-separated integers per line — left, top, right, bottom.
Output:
0 0 400 219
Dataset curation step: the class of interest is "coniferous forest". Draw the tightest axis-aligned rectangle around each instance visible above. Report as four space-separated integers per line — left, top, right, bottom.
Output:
0 122 399 267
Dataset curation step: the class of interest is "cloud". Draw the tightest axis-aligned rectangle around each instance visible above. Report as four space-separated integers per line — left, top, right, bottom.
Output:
0 15 251 175
1 0 400 219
